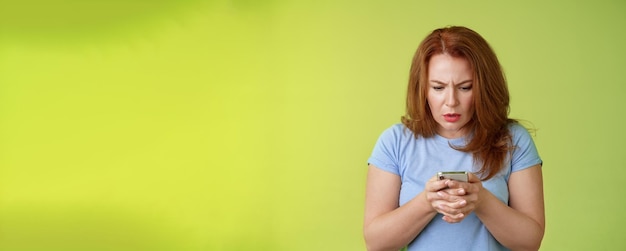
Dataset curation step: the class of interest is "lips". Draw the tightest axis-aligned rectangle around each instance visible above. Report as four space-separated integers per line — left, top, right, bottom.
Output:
443 113 461 122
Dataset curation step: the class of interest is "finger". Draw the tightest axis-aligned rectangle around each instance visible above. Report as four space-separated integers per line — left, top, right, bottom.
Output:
442 213 465 223
442 215 461 223
436 191 452 201
440 203 469 220
437 186 465 196
427 190 453 204
432 200 455 215
436 200 466 214
437 191 470 206
427 178 449 192
457 199 467 207
445 179 469 188
467 172 481 183
453 188 466 196
438 191 466 203
444 179 461 188
446 180 475 196
442 200 467 212
459 179 482 194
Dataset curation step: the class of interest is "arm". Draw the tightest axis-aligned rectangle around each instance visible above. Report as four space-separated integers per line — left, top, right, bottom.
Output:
363 164 442 251
475 164 545 251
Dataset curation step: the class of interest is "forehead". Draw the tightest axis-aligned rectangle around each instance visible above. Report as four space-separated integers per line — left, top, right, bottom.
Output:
427 54 472 80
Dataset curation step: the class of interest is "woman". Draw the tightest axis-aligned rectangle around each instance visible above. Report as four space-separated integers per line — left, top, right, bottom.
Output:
363 26 544 251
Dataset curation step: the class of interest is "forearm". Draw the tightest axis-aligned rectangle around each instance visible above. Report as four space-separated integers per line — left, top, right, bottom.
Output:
364 192 437 251
475 191 544 251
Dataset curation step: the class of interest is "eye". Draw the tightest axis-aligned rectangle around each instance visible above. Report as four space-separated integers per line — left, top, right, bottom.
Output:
459 86 472 91
432 86 444 91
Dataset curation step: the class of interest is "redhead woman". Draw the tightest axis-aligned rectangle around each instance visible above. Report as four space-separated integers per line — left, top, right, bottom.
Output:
364 26 544 251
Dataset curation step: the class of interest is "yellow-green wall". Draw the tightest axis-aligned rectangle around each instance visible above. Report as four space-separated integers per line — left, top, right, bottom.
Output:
1 0 624 250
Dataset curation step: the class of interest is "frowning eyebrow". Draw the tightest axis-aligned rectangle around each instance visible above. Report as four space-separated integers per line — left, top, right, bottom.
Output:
429 80 473 86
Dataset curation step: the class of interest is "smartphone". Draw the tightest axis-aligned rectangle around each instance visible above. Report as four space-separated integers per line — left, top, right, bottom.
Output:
437 171 468 182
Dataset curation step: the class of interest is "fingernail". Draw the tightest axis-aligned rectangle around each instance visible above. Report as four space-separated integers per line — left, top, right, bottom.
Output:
459 200 466 206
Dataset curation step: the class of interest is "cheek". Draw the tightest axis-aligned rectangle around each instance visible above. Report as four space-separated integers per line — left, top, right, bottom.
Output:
463 96 475 112
426 97 438 113
426 93 440 107
461 92 473 104
463 97 473 106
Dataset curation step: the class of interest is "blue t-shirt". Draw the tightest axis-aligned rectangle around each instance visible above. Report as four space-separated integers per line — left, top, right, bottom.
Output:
367 123 542 251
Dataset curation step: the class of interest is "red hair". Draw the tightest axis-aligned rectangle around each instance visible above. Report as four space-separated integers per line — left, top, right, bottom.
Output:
401 26 515 180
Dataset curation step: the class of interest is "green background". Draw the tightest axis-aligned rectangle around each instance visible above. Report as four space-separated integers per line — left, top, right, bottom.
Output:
1 0 624 250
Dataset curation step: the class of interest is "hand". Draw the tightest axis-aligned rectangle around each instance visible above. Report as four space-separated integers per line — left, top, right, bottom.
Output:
425 173 484 223
424 175 465 221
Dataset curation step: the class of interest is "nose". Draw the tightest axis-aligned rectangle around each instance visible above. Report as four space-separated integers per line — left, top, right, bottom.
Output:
445 88 459 107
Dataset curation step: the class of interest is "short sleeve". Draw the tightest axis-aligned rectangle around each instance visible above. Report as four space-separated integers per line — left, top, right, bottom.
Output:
509 124 543 172
367 125 402 175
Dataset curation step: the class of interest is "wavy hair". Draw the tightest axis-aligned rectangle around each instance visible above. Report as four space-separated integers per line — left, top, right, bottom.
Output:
401 26 515 180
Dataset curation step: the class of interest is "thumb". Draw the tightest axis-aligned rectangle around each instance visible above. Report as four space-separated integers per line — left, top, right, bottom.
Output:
467 172 482 183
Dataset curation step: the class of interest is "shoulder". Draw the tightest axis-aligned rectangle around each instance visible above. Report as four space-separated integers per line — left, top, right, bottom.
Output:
368 124 416 174
507 122 529 134
378 123 415 142
507 122 533 143
371 123 420 155
506 122 542 168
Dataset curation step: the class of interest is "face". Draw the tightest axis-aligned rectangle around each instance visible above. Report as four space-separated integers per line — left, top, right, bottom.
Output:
427 53 475 138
